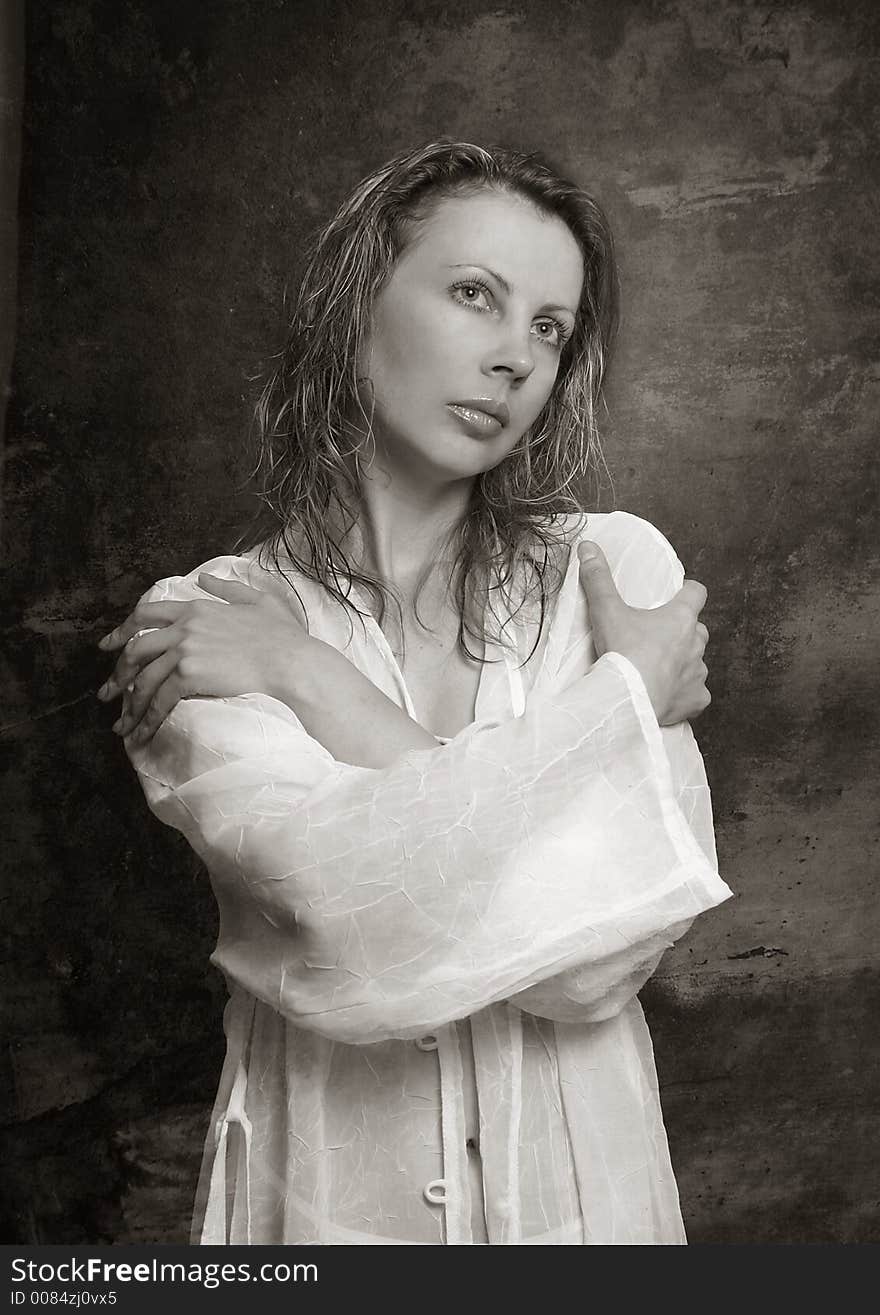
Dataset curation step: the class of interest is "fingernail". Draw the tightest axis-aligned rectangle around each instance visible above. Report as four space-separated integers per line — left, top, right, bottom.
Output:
98 635 110 649
97 684 107 700
578 542 597 560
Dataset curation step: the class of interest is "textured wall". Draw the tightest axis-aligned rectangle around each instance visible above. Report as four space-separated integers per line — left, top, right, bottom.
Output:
2 0 877 1243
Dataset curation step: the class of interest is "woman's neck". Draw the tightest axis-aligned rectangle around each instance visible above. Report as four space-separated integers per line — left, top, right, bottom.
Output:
342 461 475 598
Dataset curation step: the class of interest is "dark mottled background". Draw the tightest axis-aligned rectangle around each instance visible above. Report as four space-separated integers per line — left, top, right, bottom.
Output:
1 0 878 1244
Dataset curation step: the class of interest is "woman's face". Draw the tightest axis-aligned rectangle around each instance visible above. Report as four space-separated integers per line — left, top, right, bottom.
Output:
358 187 585 487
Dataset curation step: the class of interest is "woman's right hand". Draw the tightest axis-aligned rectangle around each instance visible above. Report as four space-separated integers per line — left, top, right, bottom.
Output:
577 540 711 727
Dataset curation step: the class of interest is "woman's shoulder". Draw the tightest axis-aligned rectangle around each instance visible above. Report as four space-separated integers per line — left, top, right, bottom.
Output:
554 509 686 609
138 548 316 606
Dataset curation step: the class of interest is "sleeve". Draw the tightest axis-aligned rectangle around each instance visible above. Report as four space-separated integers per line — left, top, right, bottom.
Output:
507 511 721 1022
125 542 732 1047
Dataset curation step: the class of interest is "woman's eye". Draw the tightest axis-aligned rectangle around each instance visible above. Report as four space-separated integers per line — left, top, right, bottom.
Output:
532 319 568 350
451 281 492 311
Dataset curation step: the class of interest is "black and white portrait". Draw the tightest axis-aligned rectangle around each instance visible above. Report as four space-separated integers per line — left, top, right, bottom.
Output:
1 0 877 1250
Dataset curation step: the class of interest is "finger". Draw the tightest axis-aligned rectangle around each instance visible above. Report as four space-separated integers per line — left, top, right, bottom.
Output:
576 541 621 607
98 601 191 651
98 623 185 701
679 578 708 614
198 573 262 604
122 670 185 747
113 651 179 736
695 622 709 656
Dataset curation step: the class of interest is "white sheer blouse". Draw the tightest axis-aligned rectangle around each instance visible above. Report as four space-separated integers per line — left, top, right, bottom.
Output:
124 509 733 1245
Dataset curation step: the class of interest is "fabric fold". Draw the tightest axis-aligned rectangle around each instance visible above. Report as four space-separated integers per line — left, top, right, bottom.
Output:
131 647 729 1045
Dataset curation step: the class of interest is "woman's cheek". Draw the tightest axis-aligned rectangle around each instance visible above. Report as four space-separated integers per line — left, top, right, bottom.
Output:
521 380 557 433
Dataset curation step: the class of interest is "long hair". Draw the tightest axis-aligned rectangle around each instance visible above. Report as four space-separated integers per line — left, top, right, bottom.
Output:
237 139 619 665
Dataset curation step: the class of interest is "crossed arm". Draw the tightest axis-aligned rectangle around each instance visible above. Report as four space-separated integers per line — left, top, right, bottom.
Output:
96 526 727 1040
98 527 710 768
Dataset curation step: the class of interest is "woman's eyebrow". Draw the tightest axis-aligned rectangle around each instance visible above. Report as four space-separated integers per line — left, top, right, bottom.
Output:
448 262 513 295
447 263 577 316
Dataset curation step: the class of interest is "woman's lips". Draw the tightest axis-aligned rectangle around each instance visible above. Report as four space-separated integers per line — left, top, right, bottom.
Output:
446 403 505 437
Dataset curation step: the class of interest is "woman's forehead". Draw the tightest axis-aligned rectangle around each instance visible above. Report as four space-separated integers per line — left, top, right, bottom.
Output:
398 188 584 305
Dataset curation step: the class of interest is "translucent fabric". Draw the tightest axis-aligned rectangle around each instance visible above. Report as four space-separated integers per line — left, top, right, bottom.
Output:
124 510 733 1245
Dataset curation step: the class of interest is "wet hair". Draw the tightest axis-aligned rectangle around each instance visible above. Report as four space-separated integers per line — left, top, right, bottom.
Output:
237 138 619 664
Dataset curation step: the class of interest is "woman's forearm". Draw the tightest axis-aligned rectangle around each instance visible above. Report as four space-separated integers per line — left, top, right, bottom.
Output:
271 636 439 767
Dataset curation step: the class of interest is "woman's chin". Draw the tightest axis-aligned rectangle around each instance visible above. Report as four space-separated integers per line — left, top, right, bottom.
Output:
373 438 507 487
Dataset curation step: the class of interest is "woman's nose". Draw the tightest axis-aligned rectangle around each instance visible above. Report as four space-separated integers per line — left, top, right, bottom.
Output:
483 326 535 384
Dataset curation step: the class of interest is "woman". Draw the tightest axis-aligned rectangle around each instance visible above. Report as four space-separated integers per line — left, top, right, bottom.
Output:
97 140 732 1245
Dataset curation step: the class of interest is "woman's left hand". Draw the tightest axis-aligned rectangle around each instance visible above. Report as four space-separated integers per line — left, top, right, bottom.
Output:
96 573 311 745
